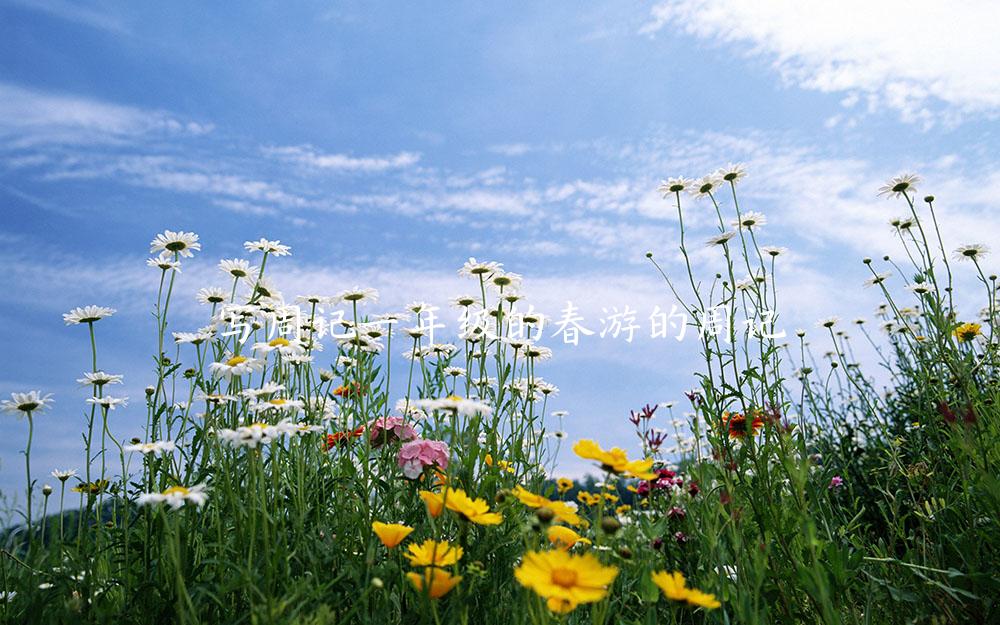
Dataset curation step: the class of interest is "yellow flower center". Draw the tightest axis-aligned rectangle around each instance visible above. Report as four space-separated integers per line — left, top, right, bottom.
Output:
268 398 286 406
551 568 578 588
162 486 190 496
226 356 248 367
269 337 290 347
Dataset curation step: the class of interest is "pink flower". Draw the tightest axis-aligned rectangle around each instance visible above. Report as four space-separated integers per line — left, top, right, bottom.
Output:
828 476 844 490
368 416 417 446
397 439 449 479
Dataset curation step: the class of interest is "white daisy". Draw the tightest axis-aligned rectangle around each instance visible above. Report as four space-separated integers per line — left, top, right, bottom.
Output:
657 177 694 197
252 337 304 356
551 410 569 418
459 258 502 278
76 371 124 386
51 469 77 482
124 440 176 456
443 366 466 377
717 163 747 184
219 258 256 279
2 391 54 416
732 211 766 229
173 331 214 345
524 345 553 360
411 396 493 417
63 305 116 325
760 246 786 257
86 396 128 410
333 287 379 305
489 271 522 291
241 382 286 398
209 355 264 378
816 316 839 329
877 173 921 199
954 244 989 262
907 283 932 295
195 392 238 405
690 174 722 198
137 484 208 510
284 353 314 365
147 252 181 273
864 272 892 288
375 312 411 325
150 230 201 258
337 334 384 353
244 238 291 256
295 294 332 306
196 287 228 305
705 232 736 246
251 398 305 413
249 275 283 301
451 295 479 308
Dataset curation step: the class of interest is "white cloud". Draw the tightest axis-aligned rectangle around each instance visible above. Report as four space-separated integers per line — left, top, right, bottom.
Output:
641 0 1000 126
263 144 421 172
0 82 212 145
3 0 129 34
488 143 533 156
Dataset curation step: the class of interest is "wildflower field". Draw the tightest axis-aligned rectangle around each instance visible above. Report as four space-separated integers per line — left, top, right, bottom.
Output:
1 169 998 624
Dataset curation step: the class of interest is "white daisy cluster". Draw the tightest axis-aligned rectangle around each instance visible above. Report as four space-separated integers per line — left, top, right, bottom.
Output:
215 420 322 449
137 484 208 510
124 440 177 456
410 396 493 418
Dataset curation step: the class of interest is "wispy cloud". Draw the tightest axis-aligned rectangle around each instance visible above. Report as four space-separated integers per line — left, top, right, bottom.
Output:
263 144 421 172
0 82 212 146
641 0 1000 127
2 0 130 34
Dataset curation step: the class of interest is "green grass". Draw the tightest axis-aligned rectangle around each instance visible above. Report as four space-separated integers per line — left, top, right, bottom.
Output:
1 170 997 624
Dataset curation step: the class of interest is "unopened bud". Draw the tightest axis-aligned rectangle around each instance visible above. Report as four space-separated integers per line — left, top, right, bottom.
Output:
600 516 621 535
535 507 555 524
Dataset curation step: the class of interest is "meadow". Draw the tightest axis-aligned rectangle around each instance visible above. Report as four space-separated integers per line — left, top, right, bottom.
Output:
1 166 997 624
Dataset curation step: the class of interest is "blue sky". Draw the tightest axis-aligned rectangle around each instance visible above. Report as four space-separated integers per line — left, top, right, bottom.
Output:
1 1 999 503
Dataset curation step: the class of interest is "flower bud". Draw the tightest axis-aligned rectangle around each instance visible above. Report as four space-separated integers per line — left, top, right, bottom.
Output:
600 516 621 535
42 484 53 496
535 507 555 524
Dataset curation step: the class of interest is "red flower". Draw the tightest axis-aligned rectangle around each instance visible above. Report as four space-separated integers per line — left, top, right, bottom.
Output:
324 425 364 450
333 382 364 398
723 411 763 438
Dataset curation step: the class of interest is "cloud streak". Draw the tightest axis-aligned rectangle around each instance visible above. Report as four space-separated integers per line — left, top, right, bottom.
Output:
641 0 1000 127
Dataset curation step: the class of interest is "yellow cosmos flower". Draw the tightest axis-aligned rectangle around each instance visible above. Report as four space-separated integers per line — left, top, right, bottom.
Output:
557 478 573 493
406 567 462 599
577 491 601 506
547 525 590 550
371 521 414 549
651 570 721 609
512 486 582 526
514 550 618 613
512 485 548 508
615 504 631 515
443 488 503 525
572 439 657 479
954 322 982 343
419 490 445 518
405 540 463 567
